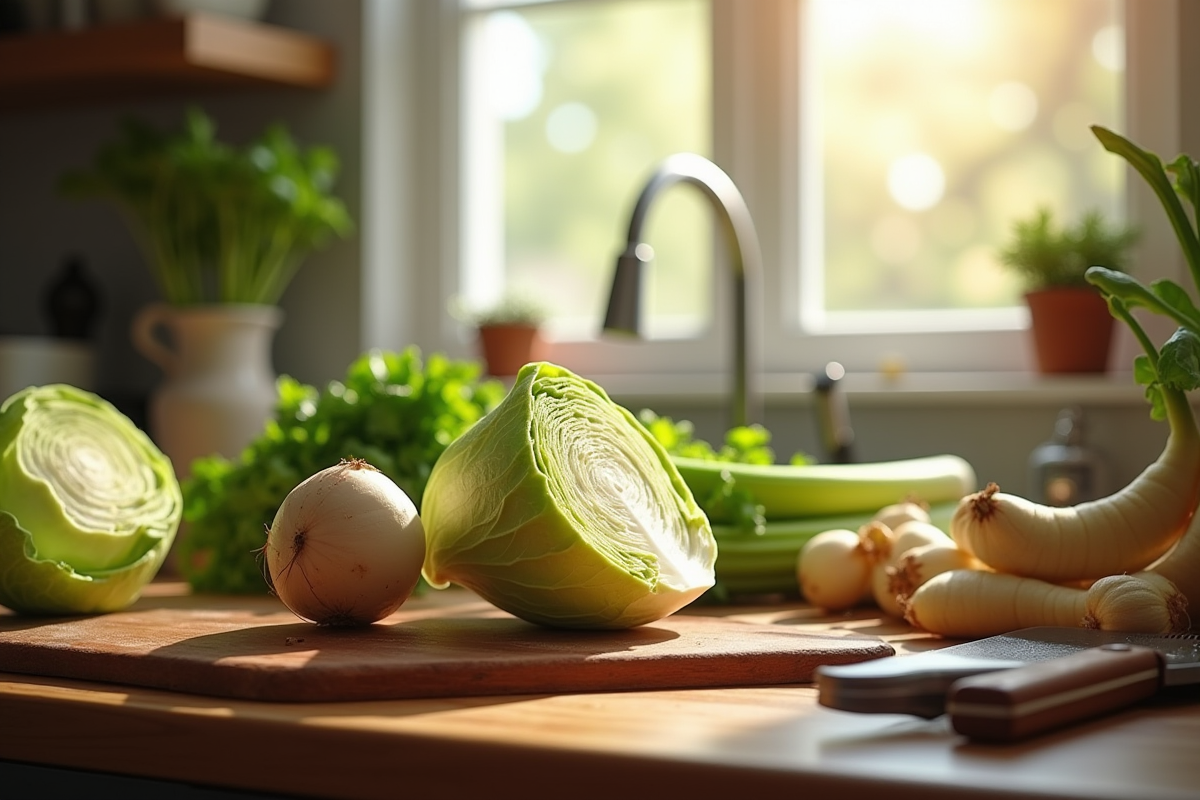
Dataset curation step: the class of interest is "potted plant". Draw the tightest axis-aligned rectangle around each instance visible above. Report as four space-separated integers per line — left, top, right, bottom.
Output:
59 108 352 476
998 207 1138 374
466 295 548 377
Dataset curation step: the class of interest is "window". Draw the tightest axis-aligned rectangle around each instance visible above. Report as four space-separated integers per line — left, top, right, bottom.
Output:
800 0 1124 334
368 0 1181 382
459 0 712 341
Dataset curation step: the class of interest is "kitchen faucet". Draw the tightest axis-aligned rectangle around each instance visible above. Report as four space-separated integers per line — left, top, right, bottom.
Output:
602 153 763 427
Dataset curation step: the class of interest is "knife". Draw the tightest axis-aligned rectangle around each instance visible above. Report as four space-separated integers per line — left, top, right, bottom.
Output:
815 626 1200 729
944 642 1178 741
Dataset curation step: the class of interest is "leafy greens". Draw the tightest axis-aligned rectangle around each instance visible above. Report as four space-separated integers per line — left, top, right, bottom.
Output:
179 348 504 594
1086 127 1200 417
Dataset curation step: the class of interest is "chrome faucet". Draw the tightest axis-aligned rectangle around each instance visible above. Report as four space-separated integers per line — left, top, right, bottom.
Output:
602 153 763 427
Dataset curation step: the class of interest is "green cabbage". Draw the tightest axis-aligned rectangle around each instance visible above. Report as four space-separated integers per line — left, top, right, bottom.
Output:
0 385 181 614
421 362 716 629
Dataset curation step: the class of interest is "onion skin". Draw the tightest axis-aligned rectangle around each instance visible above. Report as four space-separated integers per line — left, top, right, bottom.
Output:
265 459 425 626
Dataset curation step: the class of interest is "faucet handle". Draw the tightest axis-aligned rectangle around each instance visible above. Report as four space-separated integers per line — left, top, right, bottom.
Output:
815 362 855 463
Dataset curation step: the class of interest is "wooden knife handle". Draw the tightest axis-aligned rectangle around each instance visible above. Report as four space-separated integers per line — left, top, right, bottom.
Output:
946 643 1163 742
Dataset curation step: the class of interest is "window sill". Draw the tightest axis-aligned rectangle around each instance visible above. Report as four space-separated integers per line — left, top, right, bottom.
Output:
600 370 1148 410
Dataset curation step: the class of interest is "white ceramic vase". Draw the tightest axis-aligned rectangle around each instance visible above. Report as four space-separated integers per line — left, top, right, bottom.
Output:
132 303 282 479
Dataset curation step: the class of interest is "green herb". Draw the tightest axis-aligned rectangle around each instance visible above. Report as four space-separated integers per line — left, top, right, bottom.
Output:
59 108 352 306
178 348 505 594
998 205 1139 291
637 409 786 464
460 294 549 327
638 410 813 532
1086 127 1200 415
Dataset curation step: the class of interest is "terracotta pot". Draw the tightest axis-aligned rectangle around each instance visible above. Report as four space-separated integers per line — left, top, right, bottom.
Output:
1024 287 1115 374
478 323 544 377
132 303 282 478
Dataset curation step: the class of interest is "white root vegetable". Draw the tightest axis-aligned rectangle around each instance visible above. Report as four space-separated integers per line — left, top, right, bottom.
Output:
904 570 1085 637
264 459 426 626
889 519 953 557
870 565 906 618
797 527 879 611
1092 573 1190 634
869 520 951 617
888 541 985 604
950 387 1200 583
903 569 1187 638
872 501 930 531
1147 499 1200 615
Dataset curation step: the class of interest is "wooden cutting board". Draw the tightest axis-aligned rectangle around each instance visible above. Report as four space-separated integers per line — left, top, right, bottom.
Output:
0 591 893 703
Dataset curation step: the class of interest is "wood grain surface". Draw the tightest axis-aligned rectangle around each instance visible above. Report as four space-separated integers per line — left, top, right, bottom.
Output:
0 590 892 702
2 586 1198 800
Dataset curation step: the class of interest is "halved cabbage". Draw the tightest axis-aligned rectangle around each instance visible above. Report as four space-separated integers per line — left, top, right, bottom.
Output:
0 385 181 614
421 362 716 629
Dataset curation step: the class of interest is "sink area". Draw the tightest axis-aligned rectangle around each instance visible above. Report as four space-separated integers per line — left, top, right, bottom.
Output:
603 153 764 428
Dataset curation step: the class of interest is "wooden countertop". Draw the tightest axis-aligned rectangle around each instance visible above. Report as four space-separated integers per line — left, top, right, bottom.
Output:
1 584 1197 800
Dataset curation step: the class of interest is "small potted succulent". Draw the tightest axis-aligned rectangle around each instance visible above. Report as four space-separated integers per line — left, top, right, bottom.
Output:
998 207 1139 373
467 294 548 377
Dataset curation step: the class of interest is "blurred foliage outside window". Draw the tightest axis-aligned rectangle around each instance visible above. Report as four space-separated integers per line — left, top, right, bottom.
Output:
459 0 1123 341
461 0 711 341
805 0 1123 329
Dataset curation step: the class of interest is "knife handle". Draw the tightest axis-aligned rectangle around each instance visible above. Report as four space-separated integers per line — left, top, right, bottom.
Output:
946 643 1163 742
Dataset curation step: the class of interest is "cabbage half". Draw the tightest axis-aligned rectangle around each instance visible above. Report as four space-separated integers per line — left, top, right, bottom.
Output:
0 385 181 615
421 362 716 629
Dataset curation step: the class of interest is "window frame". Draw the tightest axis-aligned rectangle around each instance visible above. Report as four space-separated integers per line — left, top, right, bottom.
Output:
363 0 1185 386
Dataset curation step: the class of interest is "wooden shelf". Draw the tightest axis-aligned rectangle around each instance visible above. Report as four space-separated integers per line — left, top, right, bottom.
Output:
0 13 336 112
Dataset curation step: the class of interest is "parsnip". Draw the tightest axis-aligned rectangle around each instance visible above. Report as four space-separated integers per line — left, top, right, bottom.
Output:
1132 571 1190 633
1084 573 1189 634
870 566 905 618
951 386 1200 583
889 519 952 556
904 570 1085 637
888 541 984 603
904 569 1186 638
1147 501 1200 616
872 501 930 531
869 519 951 617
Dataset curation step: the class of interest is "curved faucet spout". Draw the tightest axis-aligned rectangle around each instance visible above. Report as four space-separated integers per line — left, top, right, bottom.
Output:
603 153 763 427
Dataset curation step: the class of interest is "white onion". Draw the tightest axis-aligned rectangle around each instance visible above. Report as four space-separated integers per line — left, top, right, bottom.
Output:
265 459 426 626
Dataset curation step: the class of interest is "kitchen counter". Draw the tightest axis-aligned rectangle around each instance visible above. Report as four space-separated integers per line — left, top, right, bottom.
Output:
0 584 1197 800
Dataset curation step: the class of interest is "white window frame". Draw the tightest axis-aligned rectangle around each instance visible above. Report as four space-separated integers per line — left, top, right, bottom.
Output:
363 0 1184 389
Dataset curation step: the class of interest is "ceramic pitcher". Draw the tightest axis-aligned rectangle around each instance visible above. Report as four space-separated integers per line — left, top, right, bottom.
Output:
132 303 283 479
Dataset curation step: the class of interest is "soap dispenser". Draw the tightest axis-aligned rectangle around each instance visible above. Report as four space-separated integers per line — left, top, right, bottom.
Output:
1028 406 1106 506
